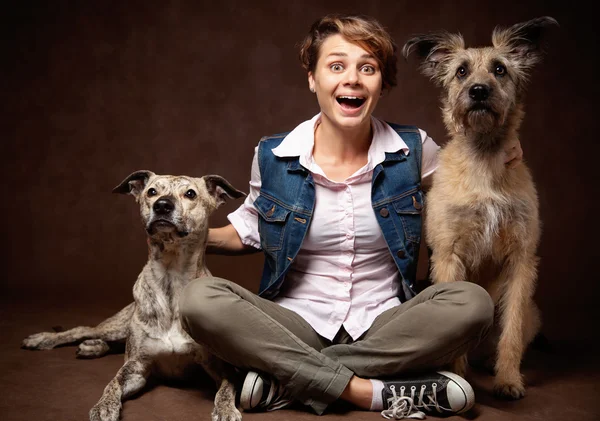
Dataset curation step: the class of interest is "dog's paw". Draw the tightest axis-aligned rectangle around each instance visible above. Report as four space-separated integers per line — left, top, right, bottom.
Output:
89 399 122 421
21 332 58 350
493 380 526 400
77 339 110 359
211 405 242 421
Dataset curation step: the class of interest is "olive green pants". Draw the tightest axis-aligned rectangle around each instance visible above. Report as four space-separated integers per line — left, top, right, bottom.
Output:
179 277 493 415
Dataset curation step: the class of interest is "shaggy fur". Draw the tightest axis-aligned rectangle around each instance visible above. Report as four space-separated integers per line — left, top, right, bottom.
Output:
403 16 557 399
22 171 245 421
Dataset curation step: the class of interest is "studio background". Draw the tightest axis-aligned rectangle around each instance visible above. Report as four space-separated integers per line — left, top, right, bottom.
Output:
2 0 597 355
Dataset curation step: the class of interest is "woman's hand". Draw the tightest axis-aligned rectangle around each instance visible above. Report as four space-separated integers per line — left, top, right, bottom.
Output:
504 138 523 168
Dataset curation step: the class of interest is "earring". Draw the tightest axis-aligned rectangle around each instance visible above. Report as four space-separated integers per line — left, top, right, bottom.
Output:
310 87 315 93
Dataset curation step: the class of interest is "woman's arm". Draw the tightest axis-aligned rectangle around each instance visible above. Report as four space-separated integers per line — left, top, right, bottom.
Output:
208 145 263 256
207 224 259 255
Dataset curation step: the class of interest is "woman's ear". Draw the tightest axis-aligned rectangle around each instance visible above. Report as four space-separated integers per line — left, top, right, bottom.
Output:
308 72 315 93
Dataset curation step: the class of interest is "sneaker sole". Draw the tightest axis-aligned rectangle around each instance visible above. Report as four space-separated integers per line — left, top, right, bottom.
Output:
437 370 475 414
240 371 261 411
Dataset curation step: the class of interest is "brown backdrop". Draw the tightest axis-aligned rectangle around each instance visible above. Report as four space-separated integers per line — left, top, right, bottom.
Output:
2 0 598 344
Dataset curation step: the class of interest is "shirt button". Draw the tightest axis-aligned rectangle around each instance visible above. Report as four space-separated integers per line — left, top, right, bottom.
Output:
397 250 406 258
380 208 389 218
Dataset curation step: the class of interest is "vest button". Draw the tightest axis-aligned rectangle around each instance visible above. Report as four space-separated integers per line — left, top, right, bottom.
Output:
412 196 423 210
380 208 389 218
397 250 406 258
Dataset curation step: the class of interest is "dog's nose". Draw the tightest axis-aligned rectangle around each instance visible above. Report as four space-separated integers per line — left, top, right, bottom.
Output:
469 84 490 101
153 198 174 215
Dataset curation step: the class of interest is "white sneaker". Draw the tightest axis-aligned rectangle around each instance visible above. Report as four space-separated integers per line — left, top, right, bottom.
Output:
239 371 294 412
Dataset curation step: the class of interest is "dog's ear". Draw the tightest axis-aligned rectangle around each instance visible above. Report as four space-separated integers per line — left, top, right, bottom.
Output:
202 175 246 208
112 170 155 198
492 16 558 68
402 31 464 84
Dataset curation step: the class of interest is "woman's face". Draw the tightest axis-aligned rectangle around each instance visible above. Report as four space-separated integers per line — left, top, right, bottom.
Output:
308 34 383 133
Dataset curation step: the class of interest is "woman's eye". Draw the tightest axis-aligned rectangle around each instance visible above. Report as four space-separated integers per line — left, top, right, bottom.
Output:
495 64 506 76
361 65 375 74
456 66 468 78
147 188 157 197
331 64 343 72
185 189 197 199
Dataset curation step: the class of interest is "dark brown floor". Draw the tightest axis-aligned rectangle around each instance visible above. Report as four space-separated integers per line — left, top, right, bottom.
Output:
2 296 598 421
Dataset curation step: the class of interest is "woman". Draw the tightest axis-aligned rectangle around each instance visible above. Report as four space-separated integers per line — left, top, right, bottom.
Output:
180 14 520 419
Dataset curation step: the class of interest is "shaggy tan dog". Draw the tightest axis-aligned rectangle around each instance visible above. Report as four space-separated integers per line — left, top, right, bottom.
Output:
403 17 557 399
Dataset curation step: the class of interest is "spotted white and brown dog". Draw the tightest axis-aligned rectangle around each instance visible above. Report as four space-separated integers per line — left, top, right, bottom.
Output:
23 170 245 421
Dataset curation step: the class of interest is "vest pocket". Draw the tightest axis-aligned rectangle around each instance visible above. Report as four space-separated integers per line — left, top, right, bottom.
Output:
391 191 423 243
254 194 291 251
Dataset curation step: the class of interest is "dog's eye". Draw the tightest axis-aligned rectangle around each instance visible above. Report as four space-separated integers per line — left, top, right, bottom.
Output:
456 66 468 78
185 189 197 199
495 64 506 76
147 188 157 197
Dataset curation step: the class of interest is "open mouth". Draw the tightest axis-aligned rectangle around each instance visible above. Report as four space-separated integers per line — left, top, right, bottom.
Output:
336 95 366 111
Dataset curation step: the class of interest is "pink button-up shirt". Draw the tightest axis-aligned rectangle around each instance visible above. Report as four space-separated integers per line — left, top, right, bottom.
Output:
228 114 439 340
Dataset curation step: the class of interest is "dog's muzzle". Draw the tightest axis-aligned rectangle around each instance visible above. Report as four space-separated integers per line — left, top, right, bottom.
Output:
146 198 189 237
467 85 498 113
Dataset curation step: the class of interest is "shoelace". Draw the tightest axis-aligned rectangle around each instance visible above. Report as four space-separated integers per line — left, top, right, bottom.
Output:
410 383 444 413
265 378 294 411
381 385 426 420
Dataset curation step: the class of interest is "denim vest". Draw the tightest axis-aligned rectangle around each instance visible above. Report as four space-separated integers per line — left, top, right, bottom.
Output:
254 123 424 301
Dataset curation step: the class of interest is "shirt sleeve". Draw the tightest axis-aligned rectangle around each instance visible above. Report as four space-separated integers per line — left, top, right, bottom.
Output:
226 146 262 249
419 128 440 184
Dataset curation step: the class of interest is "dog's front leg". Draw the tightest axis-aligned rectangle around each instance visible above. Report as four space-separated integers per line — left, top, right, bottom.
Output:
430 245 469 377
200 353 242 421
493 252 538 399
430 247 466 284
213 378 242 421
89 358 151 421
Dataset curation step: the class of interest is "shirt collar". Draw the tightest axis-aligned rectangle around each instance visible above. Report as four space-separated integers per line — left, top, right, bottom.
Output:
271 113 411 169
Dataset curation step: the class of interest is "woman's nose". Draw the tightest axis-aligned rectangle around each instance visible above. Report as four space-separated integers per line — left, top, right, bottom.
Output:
344 67 360 85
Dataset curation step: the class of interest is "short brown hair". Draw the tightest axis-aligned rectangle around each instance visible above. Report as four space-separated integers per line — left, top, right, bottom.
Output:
298 14 398 91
